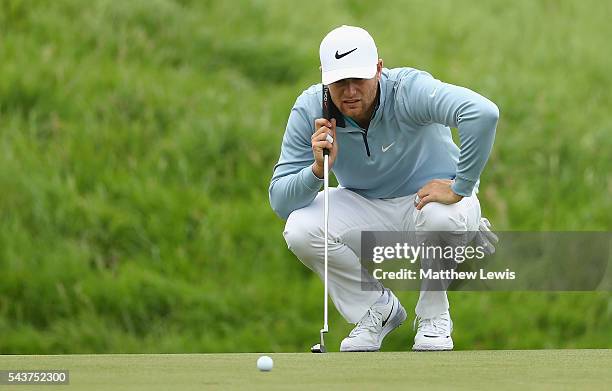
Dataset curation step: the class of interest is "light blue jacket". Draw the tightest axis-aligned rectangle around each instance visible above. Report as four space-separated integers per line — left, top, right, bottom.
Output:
269 67 499 220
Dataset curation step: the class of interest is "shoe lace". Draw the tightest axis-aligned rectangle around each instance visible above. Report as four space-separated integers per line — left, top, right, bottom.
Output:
413 313 450 335
350 308 383 336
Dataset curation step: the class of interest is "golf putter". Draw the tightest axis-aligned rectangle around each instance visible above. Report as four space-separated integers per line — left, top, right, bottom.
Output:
311 85 332 354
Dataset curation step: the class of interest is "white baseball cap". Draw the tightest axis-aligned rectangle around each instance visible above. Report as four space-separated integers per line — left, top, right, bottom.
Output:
319 25 379 85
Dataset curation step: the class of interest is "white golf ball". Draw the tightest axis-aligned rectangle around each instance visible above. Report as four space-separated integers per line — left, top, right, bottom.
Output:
257 355 273 372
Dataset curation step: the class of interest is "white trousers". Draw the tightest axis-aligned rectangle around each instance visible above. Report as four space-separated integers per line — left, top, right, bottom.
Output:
283 187 481 323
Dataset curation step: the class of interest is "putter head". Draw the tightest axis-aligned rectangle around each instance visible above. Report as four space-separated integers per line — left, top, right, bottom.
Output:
311 329 328 353
310 343 327 353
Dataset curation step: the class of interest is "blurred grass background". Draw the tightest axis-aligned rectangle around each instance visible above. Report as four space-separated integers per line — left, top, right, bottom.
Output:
0 0 610 353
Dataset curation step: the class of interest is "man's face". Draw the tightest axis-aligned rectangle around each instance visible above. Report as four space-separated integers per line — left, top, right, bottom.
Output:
328 60 382 120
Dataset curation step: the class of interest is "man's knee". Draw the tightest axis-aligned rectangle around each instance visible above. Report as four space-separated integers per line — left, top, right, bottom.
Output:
283 209 323 259
415 202 467 232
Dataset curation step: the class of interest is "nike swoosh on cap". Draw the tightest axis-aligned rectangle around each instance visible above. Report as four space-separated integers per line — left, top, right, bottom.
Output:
335 48 358 59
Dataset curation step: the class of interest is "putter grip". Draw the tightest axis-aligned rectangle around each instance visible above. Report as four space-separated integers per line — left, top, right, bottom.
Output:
322 85 331 156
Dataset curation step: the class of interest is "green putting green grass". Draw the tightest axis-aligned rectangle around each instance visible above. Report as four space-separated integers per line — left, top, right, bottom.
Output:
1 350 610 390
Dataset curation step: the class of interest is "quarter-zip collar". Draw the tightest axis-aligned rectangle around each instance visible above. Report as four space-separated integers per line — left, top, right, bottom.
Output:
343 82 382 157
335 73 386 133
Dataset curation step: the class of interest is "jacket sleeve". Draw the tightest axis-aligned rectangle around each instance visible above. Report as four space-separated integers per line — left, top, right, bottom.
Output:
269 94 323 220
398 71 499 196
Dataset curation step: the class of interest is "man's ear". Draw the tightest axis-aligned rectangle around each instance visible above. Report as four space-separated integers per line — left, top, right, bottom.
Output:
377 59 384 79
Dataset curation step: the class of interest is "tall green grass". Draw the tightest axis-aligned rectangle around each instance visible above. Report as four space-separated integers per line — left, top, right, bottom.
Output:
0 0 610 353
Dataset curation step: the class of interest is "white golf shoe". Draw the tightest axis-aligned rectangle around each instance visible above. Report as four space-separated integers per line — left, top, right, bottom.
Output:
340 289 407 352
412 311 454 351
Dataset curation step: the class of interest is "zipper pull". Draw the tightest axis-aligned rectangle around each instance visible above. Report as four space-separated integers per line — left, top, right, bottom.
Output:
361 132 371 157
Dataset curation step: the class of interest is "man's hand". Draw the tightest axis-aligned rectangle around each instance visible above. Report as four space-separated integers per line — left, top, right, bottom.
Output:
415 179 463 210
311 118 338 179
